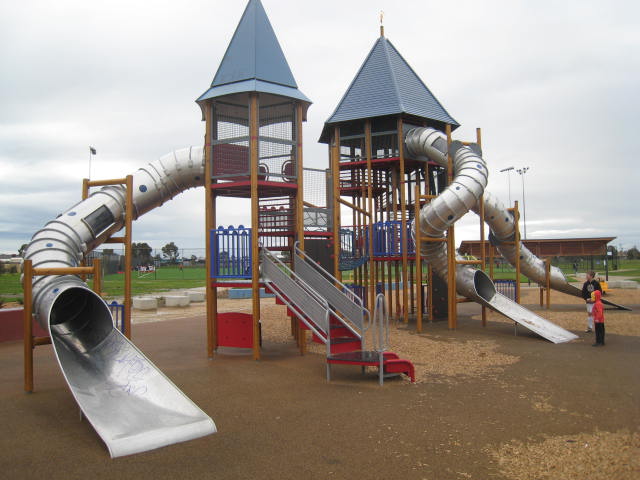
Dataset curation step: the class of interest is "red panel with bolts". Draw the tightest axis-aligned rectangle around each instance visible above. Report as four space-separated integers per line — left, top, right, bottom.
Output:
217 312 253 348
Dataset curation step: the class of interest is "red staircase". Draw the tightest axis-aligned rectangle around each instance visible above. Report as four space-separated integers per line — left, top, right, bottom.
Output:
263 247 415 384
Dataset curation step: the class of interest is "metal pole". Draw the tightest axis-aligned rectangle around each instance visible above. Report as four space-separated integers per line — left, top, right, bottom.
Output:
516 167 529 239
499 166 514 206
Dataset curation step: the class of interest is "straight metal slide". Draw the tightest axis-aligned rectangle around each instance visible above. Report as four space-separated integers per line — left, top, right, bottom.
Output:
405 127 578 343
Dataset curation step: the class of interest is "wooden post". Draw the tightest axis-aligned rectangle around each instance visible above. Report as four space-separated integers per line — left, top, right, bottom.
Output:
397 118 410 325
445 124 457 329
123 175 133 339
249 93 261 361
82 178 89 200
295 103 305 253
489 244 495 279
545 257 551 309
331 127 341 281
92 258 102 297
23 259 34 393
513 201 521 304
477 128 487 327
365 120 375 313
205 102 217 357
414 184 423 333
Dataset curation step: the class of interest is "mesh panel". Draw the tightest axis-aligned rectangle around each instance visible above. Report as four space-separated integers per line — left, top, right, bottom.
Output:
303 168 327 207
339 136 364 162
371 133 398 159
259 101 296 183
213 100 250 181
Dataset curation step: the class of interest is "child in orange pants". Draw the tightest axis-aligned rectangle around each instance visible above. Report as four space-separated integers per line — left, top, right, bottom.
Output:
591 290 605 346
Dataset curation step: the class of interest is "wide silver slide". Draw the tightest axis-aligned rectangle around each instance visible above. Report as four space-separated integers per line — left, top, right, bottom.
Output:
24 147 216 457
406 127 578 343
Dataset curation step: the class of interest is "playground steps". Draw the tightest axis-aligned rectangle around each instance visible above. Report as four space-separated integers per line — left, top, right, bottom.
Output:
326 351 415 383
261 246 415 384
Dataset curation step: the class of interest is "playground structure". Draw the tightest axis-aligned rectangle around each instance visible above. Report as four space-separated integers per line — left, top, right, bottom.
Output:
19 0 629 458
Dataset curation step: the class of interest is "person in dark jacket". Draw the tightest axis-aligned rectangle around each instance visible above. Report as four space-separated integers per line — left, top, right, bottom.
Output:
581 271 602 333
591 290 605 346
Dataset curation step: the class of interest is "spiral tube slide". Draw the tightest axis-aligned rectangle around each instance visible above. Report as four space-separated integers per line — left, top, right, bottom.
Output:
406 127 578 343
482 191 630 311
23 147 216 457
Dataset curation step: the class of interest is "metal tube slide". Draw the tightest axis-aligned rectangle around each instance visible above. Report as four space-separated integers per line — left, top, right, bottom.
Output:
406 127 578 343
23 147 216 457
479 191 630 310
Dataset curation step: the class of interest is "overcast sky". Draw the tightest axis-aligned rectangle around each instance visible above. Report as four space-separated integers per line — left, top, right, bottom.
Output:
1 0 639 255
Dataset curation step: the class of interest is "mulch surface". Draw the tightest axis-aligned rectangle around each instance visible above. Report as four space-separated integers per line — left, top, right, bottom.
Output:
0 287 638 479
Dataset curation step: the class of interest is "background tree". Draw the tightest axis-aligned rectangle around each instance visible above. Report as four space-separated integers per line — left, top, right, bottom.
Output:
132 242 153 265
627 246 639 260
161 242 180 263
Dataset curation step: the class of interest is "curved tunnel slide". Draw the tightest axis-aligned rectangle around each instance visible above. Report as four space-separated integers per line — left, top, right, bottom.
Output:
406 128 580 343
24 147 216 457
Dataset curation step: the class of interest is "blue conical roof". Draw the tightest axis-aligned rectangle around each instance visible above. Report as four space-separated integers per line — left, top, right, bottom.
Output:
197 0 310 107
320 35 458 141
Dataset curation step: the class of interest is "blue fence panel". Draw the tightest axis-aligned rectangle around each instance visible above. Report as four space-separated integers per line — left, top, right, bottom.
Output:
211 225 252 278
370 221 416 257
495 279 516 301
108 301 125 334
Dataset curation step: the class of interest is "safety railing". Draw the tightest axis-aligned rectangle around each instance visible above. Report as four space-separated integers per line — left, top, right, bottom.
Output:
371 293 389 386
261 246 363 357
293 242 369 338
108 301 125 334
210 225 252 278
495 279 517 301
260 247 331 355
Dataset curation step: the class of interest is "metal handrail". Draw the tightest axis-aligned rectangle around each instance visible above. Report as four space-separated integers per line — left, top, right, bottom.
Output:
371 294 389 354
260 248 335 360
260 246 363 355
263 277 329 346
293 242 371 332
261 245 329 311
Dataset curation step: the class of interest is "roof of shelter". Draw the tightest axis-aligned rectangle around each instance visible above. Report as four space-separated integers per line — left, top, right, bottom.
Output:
319 34 458 142
459 238 616 258
196 0 310 107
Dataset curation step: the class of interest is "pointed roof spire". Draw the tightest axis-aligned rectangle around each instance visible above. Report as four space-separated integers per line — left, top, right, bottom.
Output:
197 0 310 108
319 36 458 142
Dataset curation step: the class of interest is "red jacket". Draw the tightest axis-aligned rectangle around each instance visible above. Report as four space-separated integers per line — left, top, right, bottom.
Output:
591 290 605 324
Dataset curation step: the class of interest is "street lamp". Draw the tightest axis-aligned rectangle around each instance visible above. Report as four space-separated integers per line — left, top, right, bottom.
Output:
516 167 530 239
499 166 515 205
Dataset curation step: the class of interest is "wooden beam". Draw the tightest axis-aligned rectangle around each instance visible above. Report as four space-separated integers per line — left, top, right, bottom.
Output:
249 93 261 361
331 127 341 282
514 201 521 303
295 103 305 252
205 102 216 357
445 124 457 329
414 183 423 332
338 198 370 217
32 267 95 276
397 117 410 326
103 237 126 244
365 120 375 313
92 258 102 297
123 175 133 339
23 259 34 393
85 178 128 187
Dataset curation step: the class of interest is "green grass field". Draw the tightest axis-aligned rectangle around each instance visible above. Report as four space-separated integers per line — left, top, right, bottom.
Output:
0 266 208 302
2 259 638 303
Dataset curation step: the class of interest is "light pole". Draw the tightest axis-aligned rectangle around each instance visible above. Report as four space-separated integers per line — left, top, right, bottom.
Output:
516 167 530 239
499 166 514 205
